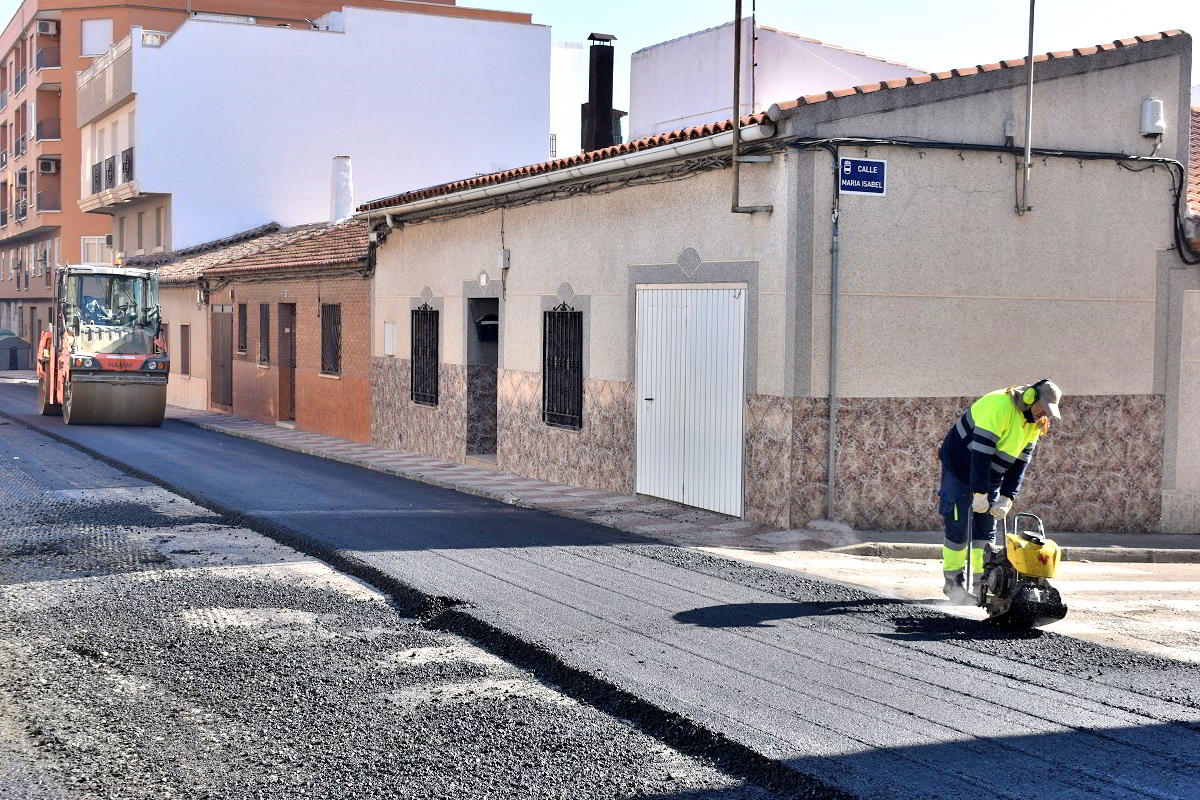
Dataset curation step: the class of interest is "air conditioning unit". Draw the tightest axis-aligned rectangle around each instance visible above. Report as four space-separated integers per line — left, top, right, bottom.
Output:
36 20 57 36
37 158 57 174
104 234 113 246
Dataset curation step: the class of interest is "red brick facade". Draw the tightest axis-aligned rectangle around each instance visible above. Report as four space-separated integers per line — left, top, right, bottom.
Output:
222 276 370 443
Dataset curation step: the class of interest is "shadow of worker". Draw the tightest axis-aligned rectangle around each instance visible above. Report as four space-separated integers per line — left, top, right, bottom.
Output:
673 599 893 628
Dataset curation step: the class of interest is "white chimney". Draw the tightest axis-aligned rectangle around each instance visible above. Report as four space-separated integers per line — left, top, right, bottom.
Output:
330 155 353 222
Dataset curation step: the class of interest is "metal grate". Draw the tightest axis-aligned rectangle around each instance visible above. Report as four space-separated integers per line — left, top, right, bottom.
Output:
542 303 583 430
410 304 439 406
320 303 341 375
237 303 247 352
258 303 270 364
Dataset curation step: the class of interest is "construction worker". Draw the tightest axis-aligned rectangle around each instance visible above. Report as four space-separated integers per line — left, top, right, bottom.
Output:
937 379 1062 603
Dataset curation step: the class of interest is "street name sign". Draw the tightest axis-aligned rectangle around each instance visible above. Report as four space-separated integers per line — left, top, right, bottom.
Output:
839 157 887 196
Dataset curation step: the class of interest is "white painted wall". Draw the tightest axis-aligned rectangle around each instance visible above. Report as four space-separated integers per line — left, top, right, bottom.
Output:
550 41 585 158
126 8 549 249
628 20 924 141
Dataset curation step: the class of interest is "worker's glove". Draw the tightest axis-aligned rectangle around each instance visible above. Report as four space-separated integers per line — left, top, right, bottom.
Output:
990 495 1013 520
971 493 990 514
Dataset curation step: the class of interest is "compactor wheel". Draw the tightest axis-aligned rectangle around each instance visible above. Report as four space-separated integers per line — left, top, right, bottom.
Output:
62 379 77 425
37 373 62 416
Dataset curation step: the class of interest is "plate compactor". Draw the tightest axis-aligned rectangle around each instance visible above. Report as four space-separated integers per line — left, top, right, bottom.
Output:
36 265 168 426
967 512 1068 629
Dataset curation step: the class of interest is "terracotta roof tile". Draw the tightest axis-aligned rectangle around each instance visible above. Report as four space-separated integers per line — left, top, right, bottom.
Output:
127 223 329 286
202 220 369 277
357 29 1188 215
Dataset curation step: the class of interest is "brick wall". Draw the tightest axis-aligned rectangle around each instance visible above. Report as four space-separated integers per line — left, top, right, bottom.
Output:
226 274 370 442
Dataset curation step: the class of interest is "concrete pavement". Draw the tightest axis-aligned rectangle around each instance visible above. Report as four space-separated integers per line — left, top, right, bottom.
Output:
1 379 1198 799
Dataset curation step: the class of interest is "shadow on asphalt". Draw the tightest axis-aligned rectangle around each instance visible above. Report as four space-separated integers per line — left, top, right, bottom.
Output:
673 600 894 628
880 613 1044 641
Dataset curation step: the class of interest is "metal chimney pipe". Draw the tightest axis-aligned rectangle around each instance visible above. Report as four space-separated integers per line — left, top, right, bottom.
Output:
330 155 353 223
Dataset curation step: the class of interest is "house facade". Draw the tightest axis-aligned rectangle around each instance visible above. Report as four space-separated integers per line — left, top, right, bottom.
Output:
360 31 1199 534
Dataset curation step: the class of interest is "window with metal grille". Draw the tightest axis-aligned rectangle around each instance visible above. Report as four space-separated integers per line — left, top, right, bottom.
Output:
236 303 247 352
542 303 583 430
321 303 341 375
410 304 439 406
180 324 191 375
258 304 269 364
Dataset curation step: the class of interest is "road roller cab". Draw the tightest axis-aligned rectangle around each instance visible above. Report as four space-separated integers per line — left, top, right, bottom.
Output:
36 265 169 426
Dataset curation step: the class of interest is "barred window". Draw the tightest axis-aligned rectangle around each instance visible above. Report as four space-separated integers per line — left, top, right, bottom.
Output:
410 304 438 406
258 303 270 364
321 303 341 375
236 303 247 352
542 303 583 430
180 324 191 376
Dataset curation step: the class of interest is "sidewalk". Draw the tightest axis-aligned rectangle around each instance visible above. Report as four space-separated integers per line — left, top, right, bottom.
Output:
163 403 1200 564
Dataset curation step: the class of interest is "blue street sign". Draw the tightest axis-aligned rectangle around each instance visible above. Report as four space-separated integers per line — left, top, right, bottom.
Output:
839 157 887 196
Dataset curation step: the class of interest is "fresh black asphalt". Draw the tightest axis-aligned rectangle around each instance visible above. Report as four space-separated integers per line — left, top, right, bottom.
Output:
1 381 1198 800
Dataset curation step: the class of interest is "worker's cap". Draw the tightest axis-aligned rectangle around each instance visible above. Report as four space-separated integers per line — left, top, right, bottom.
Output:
1032 379 1062 420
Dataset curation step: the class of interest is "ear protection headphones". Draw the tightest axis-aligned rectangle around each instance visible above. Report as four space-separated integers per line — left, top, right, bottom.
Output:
1023 379 1050 407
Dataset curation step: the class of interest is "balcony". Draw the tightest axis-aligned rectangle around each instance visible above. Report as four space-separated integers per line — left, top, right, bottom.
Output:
91 163 101 194
34 118 60 141
14 198 26 220
14 69 26 93
35 47 60 71
121 148 133 183
36 189 59 212
103 156 116 189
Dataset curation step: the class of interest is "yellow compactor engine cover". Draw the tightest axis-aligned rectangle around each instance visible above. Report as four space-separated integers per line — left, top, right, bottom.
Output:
1005 533 1061 578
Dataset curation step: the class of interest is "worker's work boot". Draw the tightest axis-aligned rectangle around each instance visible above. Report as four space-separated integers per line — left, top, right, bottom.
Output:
942 574 975 605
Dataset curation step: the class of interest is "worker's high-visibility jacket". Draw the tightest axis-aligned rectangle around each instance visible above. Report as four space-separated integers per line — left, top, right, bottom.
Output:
939 389 1041 498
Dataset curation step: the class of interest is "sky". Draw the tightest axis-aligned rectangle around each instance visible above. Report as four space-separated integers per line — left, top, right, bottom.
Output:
485 0 1200 112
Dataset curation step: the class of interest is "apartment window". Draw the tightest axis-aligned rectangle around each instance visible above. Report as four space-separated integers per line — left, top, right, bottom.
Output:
258 304 269 364
410 305 438 406
180 324 191 375
320 304 341 375
236 303 247 352
154 207 162 247
117 216 126 253
80 235 112 265
542 303 583 430
136 212 144 250
81 19 114 57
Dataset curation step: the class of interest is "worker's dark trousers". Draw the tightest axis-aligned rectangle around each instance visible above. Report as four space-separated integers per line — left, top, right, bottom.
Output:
938 465 996 577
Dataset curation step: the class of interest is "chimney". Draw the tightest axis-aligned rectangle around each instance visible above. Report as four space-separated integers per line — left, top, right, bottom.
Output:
330 155 353 222
580 33 625 152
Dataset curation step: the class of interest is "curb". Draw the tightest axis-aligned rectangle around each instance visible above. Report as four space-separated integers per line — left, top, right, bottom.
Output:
832 541 1200 564
2 407 850 800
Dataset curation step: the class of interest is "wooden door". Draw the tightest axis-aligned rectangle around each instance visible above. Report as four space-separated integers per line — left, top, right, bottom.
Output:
278 303 296 422
209 305 233 407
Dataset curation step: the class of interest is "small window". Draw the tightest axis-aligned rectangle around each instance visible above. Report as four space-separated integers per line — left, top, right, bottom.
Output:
258 303 270 364
321 303 341 375
410 305 438 406
136 211 144 250
180 324 190 375
383 321 396 357
236 303 247 352
81 19 114 57
542 303 583 430
155 207 163 247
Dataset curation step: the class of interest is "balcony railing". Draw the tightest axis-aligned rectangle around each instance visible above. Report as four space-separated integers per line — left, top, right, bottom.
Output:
35 47 60 70
14 69 26 93
91 163 102 194
34 118 60 141
103 156 116 189
121 147 133 183
13 135 25 157
14 198 26 219
36 189 59 211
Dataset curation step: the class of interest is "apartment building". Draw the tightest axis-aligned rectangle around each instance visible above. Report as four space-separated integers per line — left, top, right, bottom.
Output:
0 0 535 345
76 4 547 258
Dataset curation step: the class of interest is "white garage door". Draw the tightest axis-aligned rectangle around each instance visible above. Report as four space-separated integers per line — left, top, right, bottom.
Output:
635 286 746 517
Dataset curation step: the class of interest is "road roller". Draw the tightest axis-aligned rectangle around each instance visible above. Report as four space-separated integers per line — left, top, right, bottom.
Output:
35 265 168 426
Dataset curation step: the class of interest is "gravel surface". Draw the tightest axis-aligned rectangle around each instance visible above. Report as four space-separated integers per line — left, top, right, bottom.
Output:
0 421 776 800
